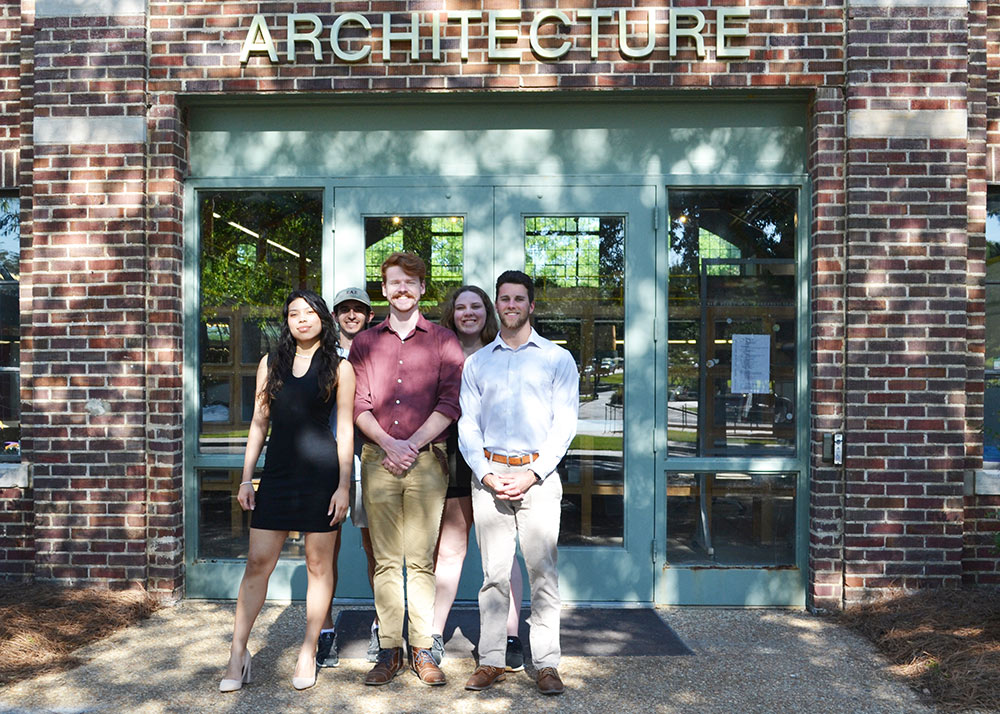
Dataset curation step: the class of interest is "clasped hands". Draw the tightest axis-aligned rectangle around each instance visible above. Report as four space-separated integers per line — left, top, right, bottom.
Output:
482 471 538 500
381 437 421 475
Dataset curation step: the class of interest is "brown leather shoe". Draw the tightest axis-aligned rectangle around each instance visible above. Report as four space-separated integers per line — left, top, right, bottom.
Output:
409 646 446 686
364 647 403 686
537 666 565 695
464 665 506 691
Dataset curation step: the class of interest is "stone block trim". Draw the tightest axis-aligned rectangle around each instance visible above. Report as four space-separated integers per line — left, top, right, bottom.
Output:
846 109 968 139
36 0 146 17
34 116 146 145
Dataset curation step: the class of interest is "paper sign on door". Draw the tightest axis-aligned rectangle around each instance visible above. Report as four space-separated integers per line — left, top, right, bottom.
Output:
731 334 770 394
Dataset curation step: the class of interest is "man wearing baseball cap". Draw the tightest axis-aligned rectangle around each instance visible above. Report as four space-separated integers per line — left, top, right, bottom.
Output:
317 287 378 668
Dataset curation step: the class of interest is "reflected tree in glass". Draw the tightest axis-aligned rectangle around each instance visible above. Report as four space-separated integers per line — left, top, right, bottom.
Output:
526 215 626 546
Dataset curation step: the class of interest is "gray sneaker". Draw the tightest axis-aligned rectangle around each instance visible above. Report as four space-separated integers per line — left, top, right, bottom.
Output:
317 630 339 668
505 636 524 672
430 633 445 665
366 624 380 663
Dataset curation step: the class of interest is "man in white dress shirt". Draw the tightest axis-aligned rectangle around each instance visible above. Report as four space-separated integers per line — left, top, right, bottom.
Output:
458 270 579 695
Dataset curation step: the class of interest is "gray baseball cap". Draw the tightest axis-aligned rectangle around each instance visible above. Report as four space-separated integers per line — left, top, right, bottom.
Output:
333 287 371 309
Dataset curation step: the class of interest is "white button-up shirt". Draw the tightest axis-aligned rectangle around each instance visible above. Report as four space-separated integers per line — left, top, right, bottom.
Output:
459 328 579 482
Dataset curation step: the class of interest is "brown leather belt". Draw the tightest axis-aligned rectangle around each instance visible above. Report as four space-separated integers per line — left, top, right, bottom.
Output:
484 449 539 467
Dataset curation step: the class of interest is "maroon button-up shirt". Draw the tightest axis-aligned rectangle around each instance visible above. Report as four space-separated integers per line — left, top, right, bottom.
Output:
349 312 464 444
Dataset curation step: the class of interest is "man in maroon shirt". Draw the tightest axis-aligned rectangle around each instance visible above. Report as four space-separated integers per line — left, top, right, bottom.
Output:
348 251 464 687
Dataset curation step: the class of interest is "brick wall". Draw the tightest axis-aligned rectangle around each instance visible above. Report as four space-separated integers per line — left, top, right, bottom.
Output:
842 2 970 601
3 0 997 604
0 0 29 580
26 5 156 589
964 0 1000 586
809 84 847 611
146 0 844 92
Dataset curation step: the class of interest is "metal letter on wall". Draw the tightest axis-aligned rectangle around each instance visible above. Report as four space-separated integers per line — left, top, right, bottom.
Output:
330 13 373 63
669 8 708 58
529 10 572 60
447 11 483 61
240 14 279 63
488 10 523 61
287 13 323 62
618 9 656 60
577 9 614 59
382 12 420 61
716 8 751 59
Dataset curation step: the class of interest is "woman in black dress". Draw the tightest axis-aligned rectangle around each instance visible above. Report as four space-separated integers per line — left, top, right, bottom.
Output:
220 290 355 693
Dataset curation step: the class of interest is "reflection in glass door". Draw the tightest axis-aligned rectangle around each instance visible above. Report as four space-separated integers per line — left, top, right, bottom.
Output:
525 215 626 546
661 187 807 604
364 215 465 322
497 186 656 603
195 190 324 563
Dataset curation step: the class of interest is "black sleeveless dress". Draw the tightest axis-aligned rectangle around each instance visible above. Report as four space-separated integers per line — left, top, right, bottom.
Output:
251 353 341 532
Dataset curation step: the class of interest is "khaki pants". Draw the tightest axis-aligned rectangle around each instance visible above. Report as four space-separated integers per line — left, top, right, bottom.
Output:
471 463 562 669
361 443 447 650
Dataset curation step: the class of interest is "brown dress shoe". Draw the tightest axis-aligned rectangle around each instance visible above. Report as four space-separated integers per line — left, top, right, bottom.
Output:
537 666 565 695
364 647 403 686
409 646 446 686
465 665 506 691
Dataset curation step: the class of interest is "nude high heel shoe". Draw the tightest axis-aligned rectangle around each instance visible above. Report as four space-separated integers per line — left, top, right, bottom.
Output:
219 648 252 692
292 658 317 690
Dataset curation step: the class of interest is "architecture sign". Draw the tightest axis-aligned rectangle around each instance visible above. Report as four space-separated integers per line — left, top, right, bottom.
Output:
239 8 752 64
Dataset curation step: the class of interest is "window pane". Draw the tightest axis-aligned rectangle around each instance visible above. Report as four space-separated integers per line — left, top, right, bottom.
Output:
527 215 625 546
0 196 19 462
666 472 796 566
198 469 306 559
986 192 1000 461
364 215 463 320
667 189 797 457
199 191 322 453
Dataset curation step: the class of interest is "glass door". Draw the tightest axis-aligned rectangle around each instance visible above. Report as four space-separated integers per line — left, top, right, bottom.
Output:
656 186 809 606
186 187 328 598
496 185 657 603
332 185 495 601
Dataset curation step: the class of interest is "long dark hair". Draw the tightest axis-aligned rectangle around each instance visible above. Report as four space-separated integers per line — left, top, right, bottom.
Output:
440 285 499 346
262 289 340 406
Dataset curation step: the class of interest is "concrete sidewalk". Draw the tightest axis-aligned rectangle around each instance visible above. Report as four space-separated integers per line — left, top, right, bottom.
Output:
0 602 933 714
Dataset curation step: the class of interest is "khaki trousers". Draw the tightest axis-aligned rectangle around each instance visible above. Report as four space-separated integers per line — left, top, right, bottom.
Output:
471 462 562 669
361 443 448 650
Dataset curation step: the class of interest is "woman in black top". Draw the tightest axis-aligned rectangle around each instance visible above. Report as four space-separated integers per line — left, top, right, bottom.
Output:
220 290 355 693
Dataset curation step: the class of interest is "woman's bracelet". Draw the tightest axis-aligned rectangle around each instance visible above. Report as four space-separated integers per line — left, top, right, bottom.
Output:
240 480 253 486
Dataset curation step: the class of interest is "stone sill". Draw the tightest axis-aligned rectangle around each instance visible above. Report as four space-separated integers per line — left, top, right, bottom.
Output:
0 462 30 488
967 468 1000 496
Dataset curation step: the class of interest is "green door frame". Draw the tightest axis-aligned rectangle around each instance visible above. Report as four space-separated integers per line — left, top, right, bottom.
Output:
183 177 336 600
653 176 811 607
182 174 809 605
496 183 658 603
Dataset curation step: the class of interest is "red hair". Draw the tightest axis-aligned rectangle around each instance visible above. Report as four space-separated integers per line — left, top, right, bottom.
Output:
381 251 426 282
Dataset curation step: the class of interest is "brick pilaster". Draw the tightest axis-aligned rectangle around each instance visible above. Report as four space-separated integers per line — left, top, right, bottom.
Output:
843 0 969 601
29 4 151 588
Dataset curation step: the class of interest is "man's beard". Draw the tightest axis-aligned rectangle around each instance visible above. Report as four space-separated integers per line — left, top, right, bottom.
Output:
500 311 529 331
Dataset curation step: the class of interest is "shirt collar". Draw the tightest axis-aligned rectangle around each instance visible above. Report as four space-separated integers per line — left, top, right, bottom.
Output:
376 312 431 336
490 327 542 352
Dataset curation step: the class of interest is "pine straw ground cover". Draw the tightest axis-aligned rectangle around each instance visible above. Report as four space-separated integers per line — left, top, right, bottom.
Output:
0 581 159 686
839 588 1000 712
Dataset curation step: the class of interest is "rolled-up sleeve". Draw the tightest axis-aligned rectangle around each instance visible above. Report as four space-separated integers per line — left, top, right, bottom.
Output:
433 330 464 422
531 350 580 480
459 354 492 482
